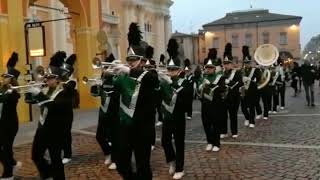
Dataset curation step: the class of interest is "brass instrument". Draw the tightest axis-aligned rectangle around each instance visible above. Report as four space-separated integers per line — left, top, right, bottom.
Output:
254 44 279 90
92 57 124 69
10 82 47 93
82 76 102 85
241 44 279 96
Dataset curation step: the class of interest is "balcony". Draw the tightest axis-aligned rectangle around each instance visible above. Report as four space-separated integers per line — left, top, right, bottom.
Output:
102 13 120 25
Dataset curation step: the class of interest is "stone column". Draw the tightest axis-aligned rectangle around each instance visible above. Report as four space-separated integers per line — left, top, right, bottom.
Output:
155 12 165 61
50 0 67 53
164 15 172 48
137 5 145 40
7 0 29 122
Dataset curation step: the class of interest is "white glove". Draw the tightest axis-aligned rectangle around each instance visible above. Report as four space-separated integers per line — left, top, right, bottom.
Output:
113 65 130 75
158 72 172 84
5 89 13 94
242 77 250 82
225 79 230 85
204 79 210 85
215 66 222 73
27 87 41 95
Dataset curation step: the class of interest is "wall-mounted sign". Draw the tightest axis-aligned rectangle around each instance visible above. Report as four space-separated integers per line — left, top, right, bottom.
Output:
28 26 46 57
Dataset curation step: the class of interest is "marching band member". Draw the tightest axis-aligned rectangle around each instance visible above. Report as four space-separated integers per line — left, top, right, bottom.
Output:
259 66 272 119
276 58 286 110
0 52 21 180
91 54 119 170
61 54 77 165
160 38 188 179
183 58 194 120
269 65 280 113
25 52 74 180
198 48 227 152
240 46 262 128
222 43 243 138
113 23 159 180
144 45 159 151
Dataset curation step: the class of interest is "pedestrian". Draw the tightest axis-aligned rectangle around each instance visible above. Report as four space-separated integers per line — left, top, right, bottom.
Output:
300 60 317 106
291 62 299 97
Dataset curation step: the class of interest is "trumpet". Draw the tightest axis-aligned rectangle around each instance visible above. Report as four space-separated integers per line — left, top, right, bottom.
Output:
92 57 124 69
11 82 47 90
82 76 102 85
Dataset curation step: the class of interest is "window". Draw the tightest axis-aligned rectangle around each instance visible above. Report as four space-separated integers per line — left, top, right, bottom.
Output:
262 32 270 44
280 32 288 45
245 33 252 47
144 23 152 32
232 34 239 47
213 37 219 48
202 48 206 53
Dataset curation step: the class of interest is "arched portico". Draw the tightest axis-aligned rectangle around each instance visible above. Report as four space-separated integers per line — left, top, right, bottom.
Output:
0 0 102 122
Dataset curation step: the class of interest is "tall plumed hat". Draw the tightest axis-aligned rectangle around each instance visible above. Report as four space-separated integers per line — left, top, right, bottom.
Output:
127 23 146 61
145 46 155 68
3 52 20 79
61 54 77 79
223 43 233 64
242 46 251 64
166 38 181 70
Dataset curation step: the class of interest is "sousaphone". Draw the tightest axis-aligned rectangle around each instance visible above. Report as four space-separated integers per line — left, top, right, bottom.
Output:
254 44 279 89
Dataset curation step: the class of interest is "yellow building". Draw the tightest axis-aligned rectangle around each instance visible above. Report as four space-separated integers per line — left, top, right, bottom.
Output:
0 0 173 122
200 9 302 64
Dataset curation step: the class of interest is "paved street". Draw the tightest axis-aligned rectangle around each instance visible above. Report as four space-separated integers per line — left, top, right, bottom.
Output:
3 86 320 179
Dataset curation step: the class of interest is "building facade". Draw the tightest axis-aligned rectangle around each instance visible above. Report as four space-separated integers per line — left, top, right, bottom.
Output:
171 31 200 64
0 0 173 122
199 9 302 64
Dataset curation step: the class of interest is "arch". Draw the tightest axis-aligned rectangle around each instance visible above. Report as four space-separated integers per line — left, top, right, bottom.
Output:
0 0 8 13
279 51 293 59
26 0 88 27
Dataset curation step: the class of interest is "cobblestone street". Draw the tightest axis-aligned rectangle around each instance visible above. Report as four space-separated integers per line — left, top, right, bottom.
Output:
3 87 320 179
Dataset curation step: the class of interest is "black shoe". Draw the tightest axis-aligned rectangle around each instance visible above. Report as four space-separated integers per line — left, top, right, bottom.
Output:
311 104 316 107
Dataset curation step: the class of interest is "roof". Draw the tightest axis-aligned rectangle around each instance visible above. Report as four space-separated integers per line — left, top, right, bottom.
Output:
172 31 198 38
203 9 302 27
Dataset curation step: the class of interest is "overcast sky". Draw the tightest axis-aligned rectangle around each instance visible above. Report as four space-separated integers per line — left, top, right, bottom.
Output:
171 0 319 48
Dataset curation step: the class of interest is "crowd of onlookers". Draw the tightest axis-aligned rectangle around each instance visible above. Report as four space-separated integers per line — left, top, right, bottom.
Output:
289 60 319 106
